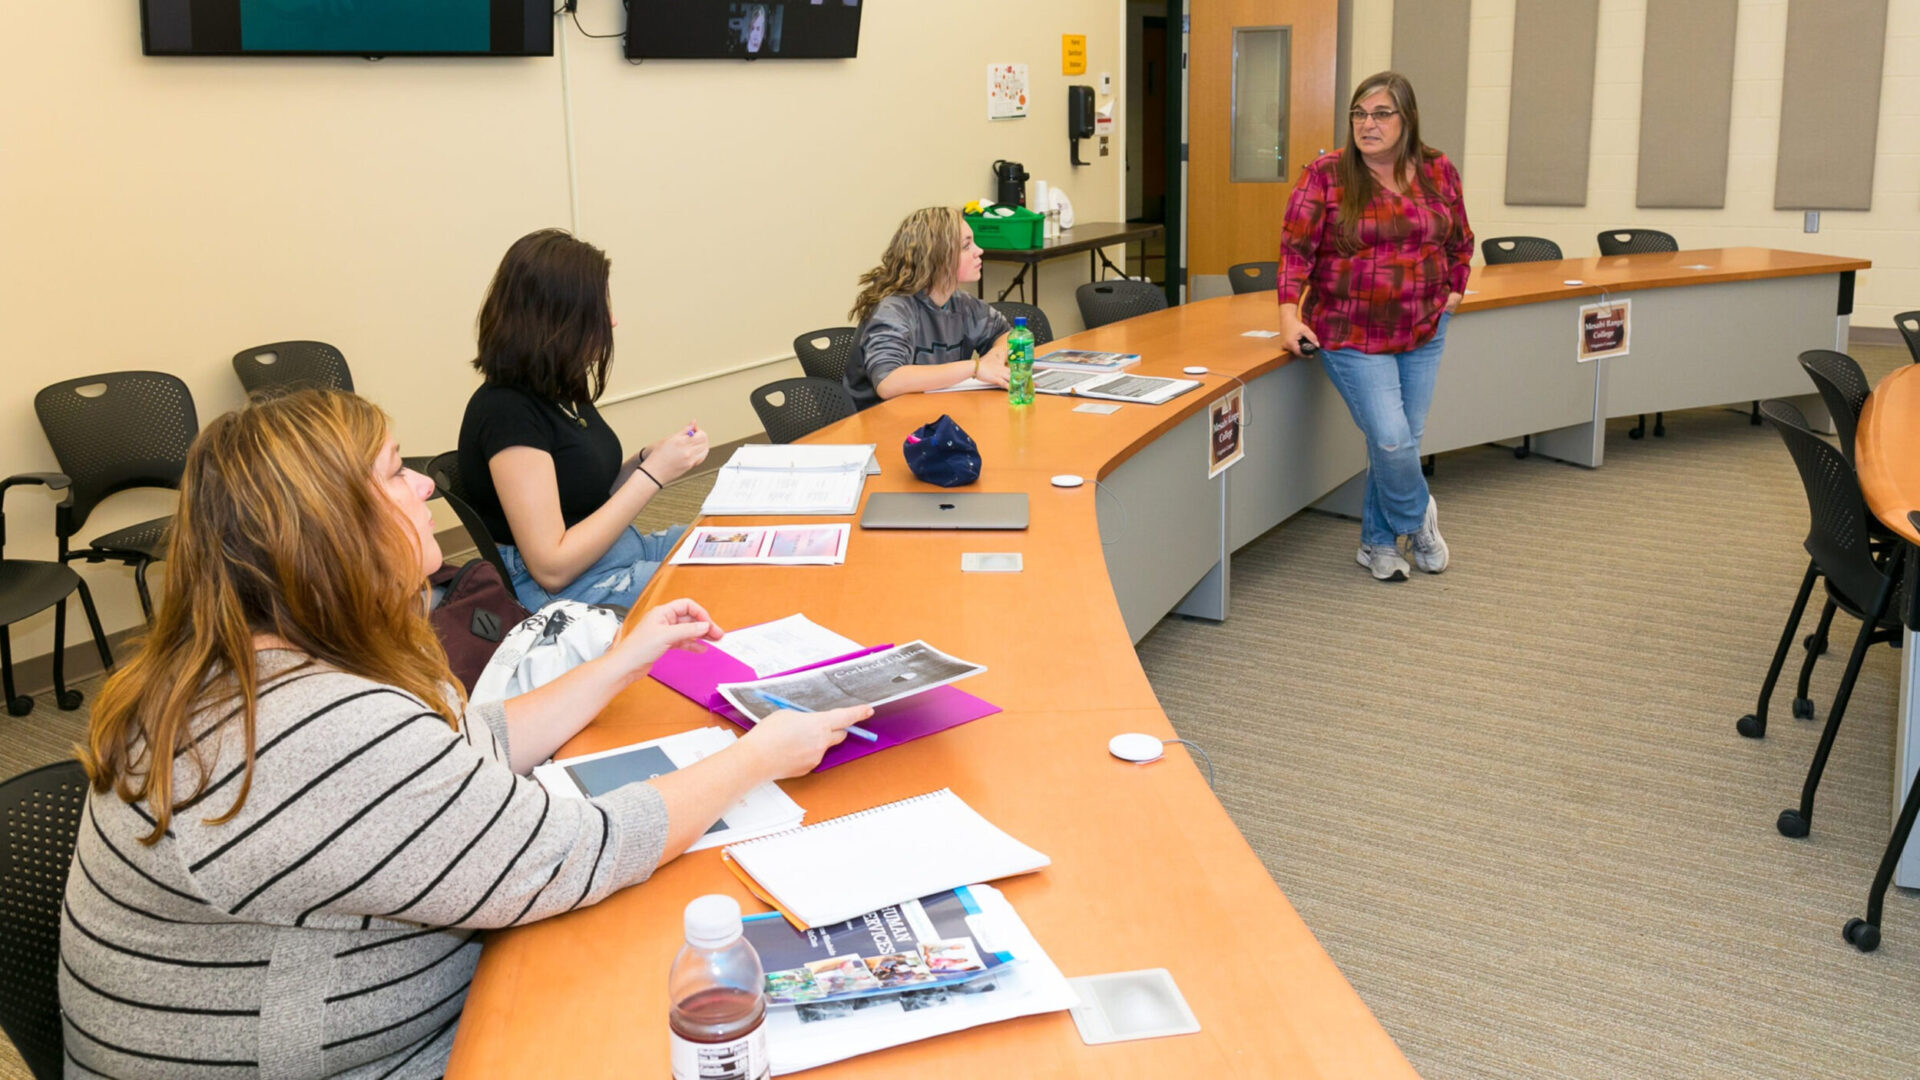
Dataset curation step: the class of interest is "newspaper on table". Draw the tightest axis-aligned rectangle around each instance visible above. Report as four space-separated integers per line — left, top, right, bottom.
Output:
759 883 1078 1075
715 641 985 723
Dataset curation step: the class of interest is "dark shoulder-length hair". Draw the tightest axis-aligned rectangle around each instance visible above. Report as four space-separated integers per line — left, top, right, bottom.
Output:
1333 70 1449 255
473 228 614 407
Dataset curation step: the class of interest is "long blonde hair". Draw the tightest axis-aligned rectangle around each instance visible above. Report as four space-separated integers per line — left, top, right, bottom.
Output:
849 206 969 325
82 390 463 844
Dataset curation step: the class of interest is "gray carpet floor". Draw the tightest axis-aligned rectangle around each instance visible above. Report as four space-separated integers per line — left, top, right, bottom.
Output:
6 346 1917 1078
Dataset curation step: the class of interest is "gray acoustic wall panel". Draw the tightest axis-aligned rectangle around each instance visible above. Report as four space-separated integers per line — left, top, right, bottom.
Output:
1636 0 1737 208
1391 0 1471 167
1775 0 1888 210
1505 0 1600 207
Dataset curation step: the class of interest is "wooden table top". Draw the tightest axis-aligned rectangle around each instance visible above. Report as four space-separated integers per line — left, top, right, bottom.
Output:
1459 246 1867 313
447 248 1865 1079
1858 363 1920 546
979 220 1166 262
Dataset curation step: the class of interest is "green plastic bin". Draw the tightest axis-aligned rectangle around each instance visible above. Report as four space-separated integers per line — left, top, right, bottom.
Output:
966 206 1045 251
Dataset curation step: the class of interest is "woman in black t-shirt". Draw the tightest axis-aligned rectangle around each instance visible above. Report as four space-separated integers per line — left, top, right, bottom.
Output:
457 230 709 611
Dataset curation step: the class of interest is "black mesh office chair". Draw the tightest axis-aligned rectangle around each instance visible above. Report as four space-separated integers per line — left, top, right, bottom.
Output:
991 302 1054 346
231 340 354 395
0 759 89 1080
424 452 514 589
1799 350 1873 467
1076 281 1168 330
750 378 858 443
793 328 857 383
1895 311 1920 366
1226 261 1279 295
0 475 114 717
1595 229 1679 256
1479 237 1562 265
34 372 197 622
1739 402 1905 847
1842 509 1920 952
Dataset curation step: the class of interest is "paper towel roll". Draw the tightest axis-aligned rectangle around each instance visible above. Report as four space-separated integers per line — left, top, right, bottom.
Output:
1033 180 1049 217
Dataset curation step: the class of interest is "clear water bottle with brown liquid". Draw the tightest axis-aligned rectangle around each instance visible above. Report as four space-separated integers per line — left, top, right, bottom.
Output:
668 895 770 1080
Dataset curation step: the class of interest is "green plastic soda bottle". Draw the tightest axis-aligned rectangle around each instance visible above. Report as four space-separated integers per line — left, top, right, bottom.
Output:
1007 316 1035 406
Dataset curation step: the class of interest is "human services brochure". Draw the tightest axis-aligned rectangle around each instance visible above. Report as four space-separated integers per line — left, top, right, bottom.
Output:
744 886 1014 1007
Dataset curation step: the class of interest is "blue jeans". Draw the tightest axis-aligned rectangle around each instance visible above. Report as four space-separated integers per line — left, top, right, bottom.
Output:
497 524 687 612
1318 315 1449 546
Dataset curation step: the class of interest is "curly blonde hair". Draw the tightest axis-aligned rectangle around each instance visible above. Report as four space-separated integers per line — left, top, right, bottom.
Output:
849 206 969 325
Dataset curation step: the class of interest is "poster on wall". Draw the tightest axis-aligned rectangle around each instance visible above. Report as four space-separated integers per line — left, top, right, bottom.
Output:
987 63 1029 120
1577 298 1630 362
1207 387 1246 478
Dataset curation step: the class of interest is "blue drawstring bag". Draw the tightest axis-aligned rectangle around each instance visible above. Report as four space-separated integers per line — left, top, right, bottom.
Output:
903 414 981 487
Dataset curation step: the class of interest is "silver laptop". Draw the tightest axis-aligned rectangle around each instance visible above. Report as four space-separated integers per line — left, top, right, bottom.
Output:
859 493 1030 530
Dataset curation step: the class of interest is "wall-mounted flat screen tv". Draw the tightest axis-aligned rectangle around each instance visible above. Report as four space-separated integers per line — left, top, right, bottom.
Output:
624 1 862 60
141 0 554 57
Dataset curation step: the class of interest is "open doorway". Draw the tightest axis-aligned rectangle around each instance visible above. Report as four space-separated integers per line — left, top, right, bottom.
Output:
1125 0 1179 303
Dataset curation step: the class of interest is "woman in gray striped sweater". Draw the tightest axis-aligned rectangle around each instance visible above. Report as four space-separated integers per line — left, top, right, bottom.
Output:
59 390 869 1078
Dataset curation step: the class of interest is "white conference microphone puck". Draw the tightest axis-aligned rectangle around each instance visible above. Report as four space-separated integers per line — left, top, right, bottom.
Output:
1109 733 1166 763
1183 365 1209 375
1563 279 1585 286
1051 474 1085 488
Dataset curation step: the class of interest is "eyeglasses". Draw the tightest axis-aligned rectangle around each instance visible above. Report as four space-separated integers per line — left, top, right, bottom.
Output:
1349 108 1400 126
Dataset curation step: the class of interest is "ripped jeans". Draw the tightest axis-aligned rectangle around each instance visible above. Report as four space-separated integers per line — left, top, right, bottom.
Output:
497 523 687 613
1318 314 1449 547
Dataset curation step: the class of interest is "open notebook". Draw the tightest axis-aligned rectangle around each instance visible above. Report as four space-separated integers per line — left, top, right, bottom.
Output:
722 789 1050 929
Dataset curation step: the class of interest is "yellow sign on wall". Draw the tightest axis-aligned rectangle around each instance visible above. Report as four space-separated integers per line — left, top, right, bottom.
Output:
1062 34 1086 75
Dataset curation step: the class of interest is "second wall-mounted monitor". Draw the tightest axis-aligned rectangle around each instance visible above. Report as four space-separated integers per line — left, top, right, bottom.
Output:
141 0 553 57
624 1 863 60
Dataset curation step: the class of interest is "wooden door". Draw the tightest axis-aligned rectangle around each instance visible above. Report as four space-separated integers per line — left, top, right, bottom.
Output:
1188 0 1336 279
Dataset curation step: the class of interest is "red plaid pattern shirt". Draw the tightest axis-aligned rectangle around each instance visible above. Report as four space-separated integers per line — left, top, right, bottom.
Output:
1277 150 1474 354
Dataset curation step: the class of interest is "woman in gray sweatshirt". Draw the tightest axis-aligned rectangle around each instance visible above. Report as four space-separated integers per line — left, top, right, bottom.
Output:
60 390 868 1077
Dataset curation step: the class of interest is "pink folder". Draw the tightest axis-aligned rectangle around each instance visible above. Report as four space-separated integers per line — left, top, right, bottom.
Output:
648 635 1002 771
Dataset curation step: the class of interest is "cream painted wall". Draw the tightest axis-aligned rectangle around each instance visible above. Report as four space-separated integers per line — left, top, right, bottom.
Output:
1352 0 1917 329
0 1 1125 667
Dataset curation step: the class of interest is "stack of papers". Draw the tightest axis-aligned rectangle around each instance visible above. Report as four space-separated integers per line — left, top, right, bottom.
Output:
669 523 851 566
1034 348 1141 372
759 884 1077 1075
531 727 803 851
701 444 880 516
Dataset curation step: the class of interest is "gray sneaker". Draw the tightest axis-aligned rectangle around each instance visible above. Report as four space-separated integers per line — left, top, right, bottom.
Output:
1356 542 1411 581
1406 496 1449 573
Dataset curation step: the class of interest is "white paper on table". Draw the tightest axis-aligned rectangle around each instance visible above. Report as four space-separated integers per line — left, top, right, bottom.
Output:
728 444 879 475
532 727 803 852
703 468 865 515
764 884 1079 1075
1241 329 1282 338
712 614 864 678
928 377 1001 393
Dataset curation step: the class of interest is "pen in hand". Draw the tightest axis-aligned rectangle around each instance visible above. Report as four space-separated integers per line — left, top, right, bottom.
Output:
756 690 879 742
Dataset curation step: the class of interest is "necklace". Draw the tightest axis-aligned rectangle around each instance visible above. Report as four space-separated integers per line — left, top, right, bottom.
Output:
556 400 589 429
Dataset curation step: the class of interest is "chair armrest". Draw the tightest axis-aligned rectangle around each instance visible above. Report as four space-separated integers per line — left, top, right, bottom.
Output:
2 471 73 492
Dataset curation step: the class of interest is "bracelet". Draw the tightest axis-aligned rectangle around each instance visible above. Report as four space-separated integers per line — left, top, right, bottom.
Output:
637 465 663 490
972 357 980 379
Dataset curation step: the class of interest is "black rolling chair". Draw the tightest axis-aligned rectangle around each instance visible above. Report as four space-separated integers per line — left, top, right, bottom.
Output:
34 372 197 622
991 302 1054 346
1738 401 1905 847
750 378 858 443
793 328 857 383
1798 350 1873 467
0 759 89 1080
424 452 514 589
231 340 354 395
1595 229 1678 256
1895 311 1920 366
0 475 114 717
1479 236 1562 265
1075 280 1168 330
1226 262 1279 295
1842 509 1920 952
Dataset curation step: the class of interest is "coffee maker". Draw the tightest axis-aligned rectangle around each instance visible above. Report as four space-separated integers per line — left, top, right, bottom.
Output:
992 160 1030 207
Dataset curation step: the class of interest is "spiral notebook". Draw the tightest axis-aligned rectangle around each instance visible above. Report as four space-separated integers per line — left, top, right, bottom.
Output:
721 789 1050 930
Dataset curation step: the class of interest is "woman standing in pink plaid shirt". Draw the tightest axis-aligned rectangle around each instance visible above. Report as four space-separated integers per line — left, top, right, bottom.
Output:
1277 71 1474 582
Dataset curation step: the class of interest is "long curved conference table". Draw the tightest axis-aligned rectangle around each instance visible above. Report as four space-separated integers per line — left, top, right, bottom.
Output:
447 247 1865 1077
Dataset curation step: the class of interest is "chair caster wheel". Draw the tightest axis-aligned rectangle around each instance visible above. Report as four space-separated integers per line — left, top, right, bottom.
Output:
1844 918 1880 952
1792 698 1815 721
5 695 31 717
1513 446 1531 460
56 690 83 711
1737 713 1766 739
1628 429 1645 440
1778 809 1810 838
1803 633 1827 656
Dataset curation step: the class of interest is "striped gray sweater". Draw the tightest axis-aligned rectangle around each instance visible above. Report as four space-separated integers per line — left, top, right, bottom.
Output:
59 650 670 1078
